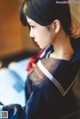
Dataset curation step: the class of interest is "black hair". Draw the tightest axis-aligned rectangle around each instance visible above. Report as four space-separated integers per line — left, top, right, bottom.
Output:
20 1 27 26
20 0 71 36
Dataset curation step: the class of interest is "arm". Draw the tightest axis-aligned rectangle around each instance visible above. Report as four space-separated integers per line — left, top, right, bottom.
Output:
0 70 77 119
0 75 63 119
0 86 43 119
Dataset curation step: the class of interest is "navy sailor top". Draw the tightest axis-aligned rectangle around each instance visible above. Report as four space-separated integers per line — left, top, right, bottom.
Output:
1 39 80 119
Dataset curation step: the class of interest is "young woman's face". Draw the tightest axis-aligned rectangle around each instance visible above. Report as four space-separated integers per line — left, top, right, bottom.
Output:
26 17 54 49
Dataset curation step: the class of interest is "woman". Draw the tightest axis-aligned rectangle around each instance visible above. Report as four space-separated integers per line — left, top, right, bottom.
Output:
0 0 80 119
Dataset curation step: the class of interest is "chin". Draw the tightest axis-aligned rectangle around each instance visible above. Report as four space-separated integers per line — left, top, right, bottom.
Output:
39 46 43 49
39 45 47 49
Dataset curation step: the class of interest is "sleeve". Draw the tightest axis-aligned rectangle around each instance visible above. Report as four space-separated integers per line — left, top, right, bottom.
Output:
1 78 73 119
1 85 49 119
25 77 33 101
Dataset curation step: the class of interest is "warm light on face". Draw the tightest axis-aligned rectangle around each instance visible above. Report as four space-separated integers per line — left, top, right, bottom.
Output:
26 17 54 49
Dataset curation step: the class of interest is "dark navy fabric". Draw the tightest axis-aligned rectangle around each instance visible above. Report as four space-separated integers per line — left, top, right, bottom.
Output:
2 39 80 119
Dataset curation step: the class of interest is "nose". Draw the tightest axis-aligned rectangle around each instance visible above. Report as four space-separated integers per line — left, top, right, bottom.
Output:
29 27 34 38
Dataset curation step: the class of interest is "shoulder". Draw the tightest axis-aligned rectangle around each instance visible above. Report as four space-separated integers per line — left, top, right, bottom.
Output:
29 57 80 96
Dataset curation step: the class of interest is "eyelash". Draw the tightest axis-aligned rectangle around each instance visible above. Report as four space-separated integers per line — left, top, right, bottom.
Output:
31 26 34 28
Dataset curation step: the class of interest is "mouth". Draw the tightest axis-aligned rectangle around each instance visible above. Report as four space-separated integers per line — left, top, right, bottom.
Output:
35 41 39 46
34 40 38 44
33 39 38 44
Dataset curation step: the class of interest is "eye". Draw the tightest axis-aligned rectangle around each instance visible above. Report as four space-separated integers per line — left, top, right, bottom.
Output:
30 25 35 28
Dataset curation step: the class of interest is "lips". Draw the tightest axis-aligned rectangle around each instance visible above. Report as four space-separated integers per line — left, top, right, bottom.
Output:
34 40 38 44
36 42 39 46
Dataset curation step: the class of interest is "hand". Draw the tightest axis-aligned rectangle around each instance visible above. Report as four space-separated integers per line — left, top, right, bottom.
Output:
70 15 80 39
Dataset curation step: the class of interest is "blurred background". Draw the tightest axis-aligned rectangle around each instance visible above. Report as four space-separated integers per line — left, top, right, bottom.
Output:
0 0 80 67
0 0 39 67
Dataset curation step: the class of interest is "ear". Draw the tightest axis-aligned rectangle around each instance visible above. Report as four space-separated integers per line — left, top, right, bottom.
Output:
51 20 61 33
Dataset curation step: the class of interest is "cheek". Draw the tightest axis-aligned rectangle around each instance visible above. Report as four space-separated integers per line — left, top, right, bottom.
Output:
35 28 53 48
40 33 52 48
43 32 52 43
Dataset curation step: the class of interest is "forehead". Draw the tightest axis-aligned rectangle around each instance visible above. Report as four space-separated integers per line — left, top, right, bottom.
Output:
26 16 38 25
26 16 50 30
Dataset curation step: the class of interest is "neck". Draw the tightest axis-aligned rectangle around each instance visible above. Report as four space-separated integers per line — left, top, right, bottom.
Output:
51 29 74 60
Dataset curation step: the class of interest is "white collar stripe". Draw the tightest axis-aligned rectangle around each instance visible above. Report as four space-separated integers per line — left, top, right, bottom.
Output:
64 70 80 96
37 60 65 96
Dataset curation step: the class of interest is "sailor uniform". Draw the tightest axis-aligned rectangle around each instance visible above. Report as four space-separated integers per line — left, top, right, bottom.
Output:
0 40 80 119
